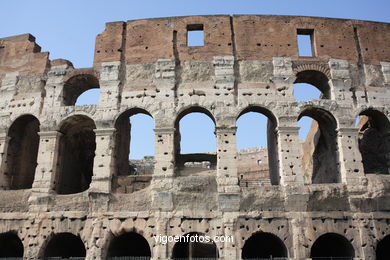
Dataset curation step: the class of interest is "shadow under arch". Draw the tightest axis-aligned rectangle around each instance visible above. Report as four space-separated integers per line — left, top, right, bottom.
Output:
172 232 219 260
113 108 155 192
310 232 355 260
106 231 151 259
298 107 340 184
294 70 331 99
2 114 40 190
237 106 280 185
376 234 390 260
357 108 390 174
63 73 100 106
56 114 96 194
0 231 24 257
241 232 288 259
42 232 86 259
174 106 217 173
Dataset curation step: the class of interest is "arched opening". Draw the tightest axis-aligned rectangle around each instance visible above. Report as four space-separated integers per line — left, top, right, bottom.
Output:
236 107 279 186
241 232 288 259
113 109 154 193
376 235 390 260
107 232 151 259
294 70 331 100
0 232 23 257
63 74 100 106
310 233 355 260
175 107 216 176
44 233 86 258
56 115 96 194
2 115 40 189
299 108 339 184
357 109 390 174
75 88 100 105
172 232 218 260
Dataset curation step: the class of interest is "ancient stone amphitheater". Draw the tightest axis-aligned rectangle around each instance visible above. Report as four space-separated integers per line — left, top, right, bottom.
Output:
0 14 389 260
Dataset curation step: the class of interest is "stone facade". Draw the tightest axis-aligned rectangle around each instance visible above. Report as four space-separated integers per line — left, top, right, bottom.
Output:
0 15 390 259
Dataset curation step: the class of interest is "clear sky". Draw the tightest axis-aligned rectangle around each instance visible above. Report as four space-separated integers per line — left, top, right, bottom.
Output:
1 0 388 159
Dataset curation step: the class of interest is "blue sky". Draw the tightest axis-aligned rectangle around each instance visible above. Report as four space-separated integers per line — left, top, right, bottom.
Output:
1 0 388 159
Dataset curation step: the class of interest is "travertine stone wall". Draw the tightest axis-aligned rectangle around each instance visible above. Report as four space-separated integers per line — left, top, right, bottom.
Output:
0 15 390 259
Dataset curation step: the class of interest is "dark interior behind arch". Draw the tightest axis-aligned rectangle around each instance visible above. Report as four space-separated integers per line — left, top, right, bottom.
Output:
294 70 331 99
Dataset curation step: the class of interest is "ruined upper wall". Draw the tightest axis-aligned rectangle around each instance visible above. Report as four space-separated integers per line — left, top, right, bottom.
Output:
93 15 390 66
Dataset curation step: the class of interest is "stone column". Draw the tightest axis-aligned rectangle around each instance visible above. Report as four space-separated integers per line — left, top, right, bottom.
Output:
0 132 10 188
337 127 365 184
89 128 116 194
222 212 239 260
151 127 175 211
216 126 240 212
99 61 122 108
277 126 305 186
32 131 62 193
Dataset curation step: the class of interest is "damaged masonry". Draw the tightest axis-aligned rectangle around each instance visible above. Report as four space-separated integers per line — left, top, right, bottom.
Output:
0 15 389 259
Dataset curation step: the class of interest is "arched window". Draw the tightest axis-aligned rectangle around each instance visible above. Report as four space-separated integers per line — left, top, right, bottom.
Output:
63 74 100 106
310 233 355 260
294 70 331 100
175 107 216 176
0 232 23 257
357 109 390 174
2 115 40 189
236 107 279 185
172 232 218 260
107 232 151 259
298 108 339 184
44 233 85 258
56 115 96 194
242 232 288 259
75 88 100 105
376 235 390 260
113 109 154 193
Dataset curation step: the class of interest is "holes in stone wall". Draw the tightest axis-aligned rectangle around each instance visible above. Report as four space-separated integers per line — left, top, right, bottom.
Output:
297 29 314 57
0 232 23 257
242 232 288 259
310 233 355 259
107 232 151 258
2 115 40 190
236 108 279 186
175 108 216 176
187 24 204 47
357 109 390 174
298 108 340 184
63 74 100 106
172 232 218 259
56 115 96 194
44 233 86 258
113 109 154 193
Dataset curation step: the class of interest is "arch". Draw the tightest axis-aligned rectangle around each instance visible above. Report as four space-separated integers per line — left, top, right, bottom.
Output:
237 106 279 185
0 232 24 257
2 114 40 189
56 115 96 194
174 106 217 174
298 107 340 184
44 232 86 258
172 232 218 259
310 233 355 260
357 109 390 174
113 108 154 193
376 234 390 260
241 232 288 259
63 73 100 106
107 232 151 258
294 70 331 99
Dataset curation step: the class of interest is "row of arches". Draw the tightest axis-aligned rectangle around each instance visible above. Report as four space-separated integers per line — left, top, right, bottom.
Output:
1 104 389 193
1 231 390 259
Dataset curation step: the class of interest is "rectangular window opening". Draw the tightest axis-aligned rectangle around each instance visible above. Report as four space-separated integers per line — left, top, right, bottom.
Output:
187 24 204 47
297 29 314 57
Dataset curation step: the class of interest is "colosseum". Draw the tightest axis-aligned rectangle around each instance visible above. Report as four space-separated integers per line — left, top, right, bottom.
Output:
0 14 390 260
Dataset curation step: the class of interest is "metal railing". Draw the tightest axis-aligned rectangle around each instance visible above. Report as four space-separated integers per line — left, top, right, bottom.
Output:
311 257 354 260
44 258 85 260
107 257 151 260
